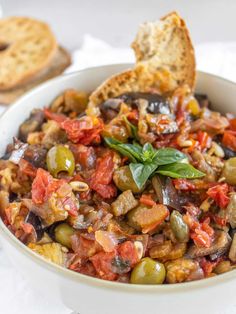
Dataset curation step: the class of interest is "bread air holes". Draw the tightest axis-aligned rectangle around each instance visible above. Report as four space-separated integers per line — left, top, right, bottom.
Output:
0 42 10 52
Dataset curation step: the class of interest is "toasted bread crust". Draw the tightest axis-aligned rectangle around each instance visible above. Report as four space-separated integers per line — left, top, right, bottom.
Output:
0 17 58 90
0 46 71 104
88 12 195 109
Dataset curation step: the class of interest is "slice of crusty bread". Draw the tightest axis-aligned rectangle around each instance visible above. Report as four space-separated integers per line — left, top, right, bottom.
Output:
132 12 195 89
88 12 195 109
0 46 71 104
0 17 57 91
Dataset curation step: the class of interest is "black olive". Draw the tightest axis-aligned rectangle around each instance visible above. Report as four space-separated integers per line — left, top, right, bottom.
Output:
25 212 44 241
119 92 171 115
194 93 210 108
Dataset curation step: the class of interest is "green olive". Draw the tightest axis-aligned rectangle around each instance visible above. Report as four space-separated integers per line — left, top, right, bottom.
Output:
46 145 75 177
54 223 75 248
170 210 189 243
113 166 143 193
222 157 236 185
130 257 166 284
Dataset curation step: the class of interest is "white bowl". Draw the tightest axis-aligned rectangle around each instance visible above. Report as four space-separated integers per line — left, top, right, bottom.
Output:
0 64 236 314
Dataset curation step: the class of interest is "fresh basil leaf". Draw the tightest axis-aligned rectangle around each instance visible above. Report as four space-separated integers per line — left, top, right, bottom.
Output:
142 143 155 154
123 116 139 140
104 137 137 162
129 162 158 189
153 148 186 165
104 137 122 146
141 143 157 163
104 137 142 162
118 143 143 161
156 162 205 179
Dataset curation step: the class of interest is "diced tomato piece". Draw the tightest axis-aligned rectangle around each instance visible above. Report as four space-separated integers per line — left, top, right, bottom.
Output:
43 108 67 123
187 216 214 248
79 124 103 146
90 251 118 281
229 118 236 131
60 117 104 145
191 229 212 248
90 152 117 198
46 179 67 197
93 183 117 199
207 183 230 208
139 194 156 206
222 130 236 152
201 217 214 237
173 179 196 191
91 152 114 185
32 168 68 205
117 241 139 267
197 131 212 150
32 168 53 204
18 159 37 178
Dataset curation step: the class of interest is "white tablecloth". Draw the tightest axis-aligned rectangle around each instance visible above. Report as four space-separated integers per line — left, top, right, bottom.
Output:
1 36 236 314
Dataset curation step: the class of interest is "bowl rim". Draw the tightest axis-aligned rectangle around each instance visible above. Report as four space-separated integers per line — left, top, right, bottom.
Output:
1 64 236 293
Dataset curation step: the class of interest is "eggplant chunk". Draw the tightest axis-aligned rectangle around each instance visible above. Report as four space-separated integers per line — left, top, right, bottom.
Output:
229 233 236 262
227 193 236 228
152 175 180 211
100 98 122 121
24 144 48 168
119 92 171 115
19 109 45 142
111 190 138 216
187 231 231 258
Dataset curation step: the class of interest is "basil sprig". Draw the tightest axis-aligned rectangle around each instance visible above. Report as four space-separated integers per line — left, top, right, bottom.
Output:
104 137 205 188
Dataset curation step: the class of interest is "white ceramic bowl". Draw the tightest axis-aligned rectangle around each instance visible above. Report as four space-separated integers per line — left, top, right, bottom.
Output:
1 64 236 314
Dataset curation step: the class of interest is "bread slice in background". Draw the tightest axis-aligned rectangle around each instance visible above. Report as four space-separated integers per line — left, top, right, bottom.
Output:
88 12 196 109
0 46 71 104
0 17 57 91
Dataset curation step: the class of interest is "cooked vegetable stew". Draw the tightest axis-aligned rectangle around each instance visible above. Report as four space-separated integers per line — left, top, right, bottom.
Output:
1 87 236 284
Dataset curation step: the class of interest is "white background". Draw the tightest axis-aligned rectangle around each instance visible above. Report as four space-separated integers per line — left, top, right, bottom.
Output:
1 0 236 49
